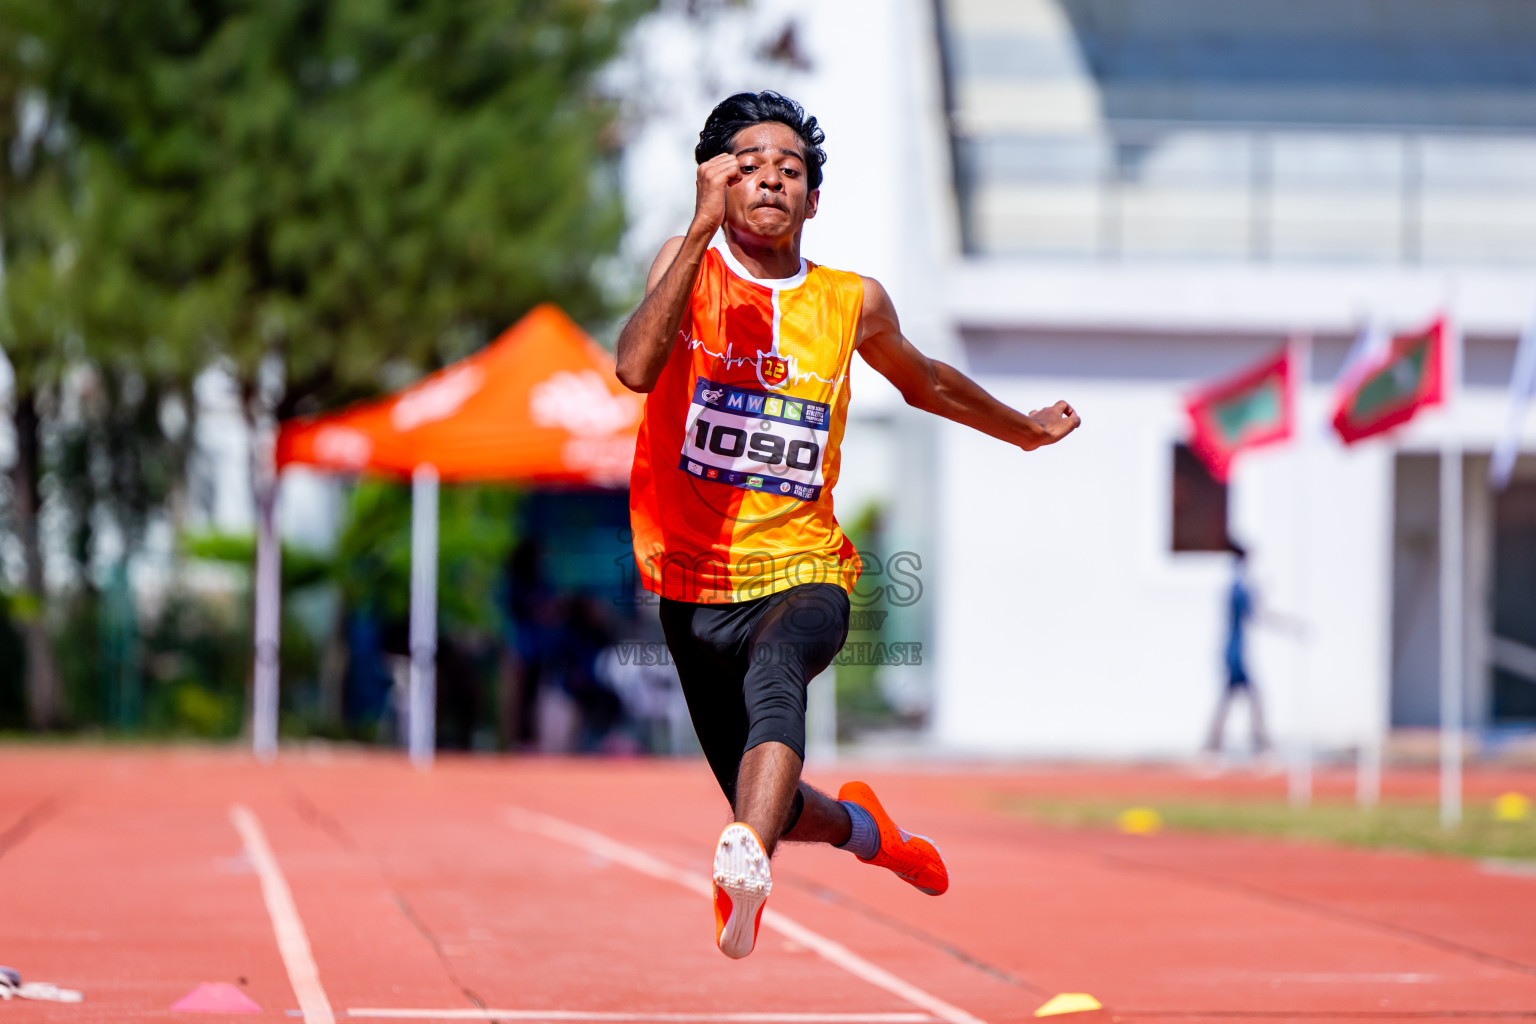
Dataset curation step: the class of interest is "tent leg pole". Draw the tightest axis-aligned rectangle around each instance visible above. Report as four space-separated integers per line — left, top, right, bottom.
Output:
253 480 281 762
409 465 440 769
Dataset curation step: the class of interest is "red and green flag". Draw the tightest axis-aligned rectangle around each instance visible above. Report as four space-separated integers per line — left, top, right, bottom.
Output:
1332 317 1447 445
1184 345 1295 482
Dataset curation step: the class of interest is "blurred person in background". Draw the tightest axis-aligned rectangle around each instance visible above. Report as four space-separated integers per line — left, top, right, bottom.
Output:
503 540 634 754
1204 540 1272 758
616 90 1081 959
502 539 560 750
555 595 629 753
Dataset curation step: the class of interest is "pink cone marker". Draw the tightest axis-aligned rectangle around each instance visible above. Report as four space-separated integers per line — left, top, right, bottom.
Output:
171 983 262 1013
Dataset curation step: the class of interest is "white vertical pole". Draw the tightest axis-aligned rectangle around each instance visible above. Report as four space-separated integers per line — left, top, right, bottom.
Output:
1439 321 1464 827
408 464 440 769
1289 334 1313 808
1356 740 1381 809
252 476 281 762
805 667 837 764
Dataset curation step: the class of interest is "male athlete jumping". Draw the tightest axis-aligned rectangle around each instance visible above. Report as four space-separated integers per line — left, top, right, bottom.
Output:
617 92 1079 959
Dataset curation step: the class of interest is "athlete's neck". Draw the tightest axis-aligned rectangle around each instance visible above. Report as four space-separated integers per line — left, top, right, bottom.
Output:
722 227 802 280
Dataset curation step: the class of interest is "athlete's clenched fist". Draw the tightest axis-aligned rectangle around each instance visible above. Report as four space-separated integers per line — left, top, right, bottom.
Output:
1021 400 1081 450
691 152 743 236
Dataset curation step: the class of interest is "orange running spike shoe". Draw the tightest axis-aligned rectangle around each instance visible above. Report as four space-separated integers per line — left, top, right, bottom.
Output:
837 781 949 896
712 822 772 959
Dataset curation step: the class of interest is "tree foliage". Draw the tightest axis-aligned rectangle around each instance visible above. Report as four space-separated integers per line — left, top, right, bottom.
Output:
35 0 650 418
0 0 654 729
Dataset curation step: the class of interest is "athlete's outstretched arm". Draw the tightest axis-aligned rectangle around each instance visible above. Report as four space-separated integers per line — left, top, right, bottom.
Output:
857 278 1080 451
615 153 741 393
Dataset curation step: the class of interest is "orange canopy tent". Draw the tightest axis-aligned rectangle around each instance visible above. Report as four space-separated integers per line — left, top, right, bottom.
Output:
275 303 640 484
251 305 640 763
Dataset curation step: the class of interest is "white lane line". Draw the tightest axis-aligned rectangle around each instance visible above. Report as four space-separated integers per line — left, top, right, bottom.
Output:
346 1011 935 1022
230 804 336 1024
1481 857 1536 879
506 808 989 1024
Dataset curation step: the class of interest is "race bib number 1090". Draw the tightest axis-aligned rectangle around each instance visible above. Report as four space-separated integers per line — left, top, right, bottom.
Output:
678 377 830 501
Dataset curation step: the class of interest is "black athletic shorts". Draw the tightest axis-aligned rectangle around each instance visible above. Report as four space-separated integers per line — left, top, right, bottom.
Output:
659 582 850 809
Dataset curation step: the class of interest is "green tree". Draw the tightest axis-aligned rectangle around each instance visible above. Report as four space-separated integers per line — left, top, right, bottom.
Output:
0 7 75 726
38 0 650 422
0 2 210 727
3 0 652 729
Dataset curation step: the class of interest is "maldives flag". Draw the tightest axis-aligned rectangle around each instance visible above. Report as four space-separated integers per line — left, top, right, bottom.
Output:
1184 345 1295 482
1332 317 1447 445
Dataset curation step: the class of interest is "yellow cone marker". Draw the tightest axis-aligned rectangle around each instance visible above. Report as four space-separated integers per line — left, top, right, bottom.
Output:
1117 806 1161 835
1035 993 1112 1022
1036 994 1103 1016
1493 792 1531 822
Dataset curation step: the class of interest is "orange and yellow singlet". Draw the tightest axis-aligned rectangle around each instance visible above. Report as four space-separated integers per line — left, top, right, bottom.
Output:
629 244 864 603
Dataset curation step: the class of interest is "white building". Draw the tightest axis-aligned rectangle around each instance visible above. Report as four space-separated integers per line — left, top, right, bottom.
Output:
627 0 1536 756
924 0 1536 756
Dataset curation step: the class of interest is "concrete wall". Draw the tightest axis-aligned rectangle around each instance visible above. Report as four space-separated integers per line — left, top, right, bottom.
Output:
926 327 1402 756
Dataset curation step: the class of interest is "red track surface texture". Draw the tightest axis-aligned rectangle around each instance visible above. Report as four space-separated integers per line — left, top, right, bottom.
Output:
1 748 1534 1024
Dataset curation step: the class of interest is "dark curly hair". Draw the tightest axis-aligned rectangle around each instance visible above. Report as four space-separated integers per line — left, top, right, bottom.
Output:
695 91 827 191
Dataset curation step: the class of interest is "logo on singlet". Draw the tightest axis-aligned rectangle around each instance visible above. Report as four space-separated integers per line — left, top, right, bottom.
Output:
757 355 790 389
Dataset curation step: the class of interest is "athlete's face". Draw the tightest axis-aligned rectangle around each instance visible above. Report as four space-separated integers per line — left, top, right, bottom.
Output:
725 122 818 241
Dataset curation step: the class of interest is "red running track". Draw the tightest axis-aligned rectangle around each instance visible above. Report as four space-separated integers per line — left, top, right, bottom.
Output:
1 748 1535 1024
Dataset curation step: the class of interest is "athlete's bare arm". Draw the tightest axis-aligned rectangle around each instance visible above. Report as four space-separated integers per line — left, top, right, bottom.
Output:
615 153 741 393
857 278 1080 451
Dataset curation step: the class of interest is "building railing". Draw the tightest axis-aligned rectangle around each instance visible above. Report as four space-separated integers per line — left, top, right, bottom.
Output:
953 121 1536 265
